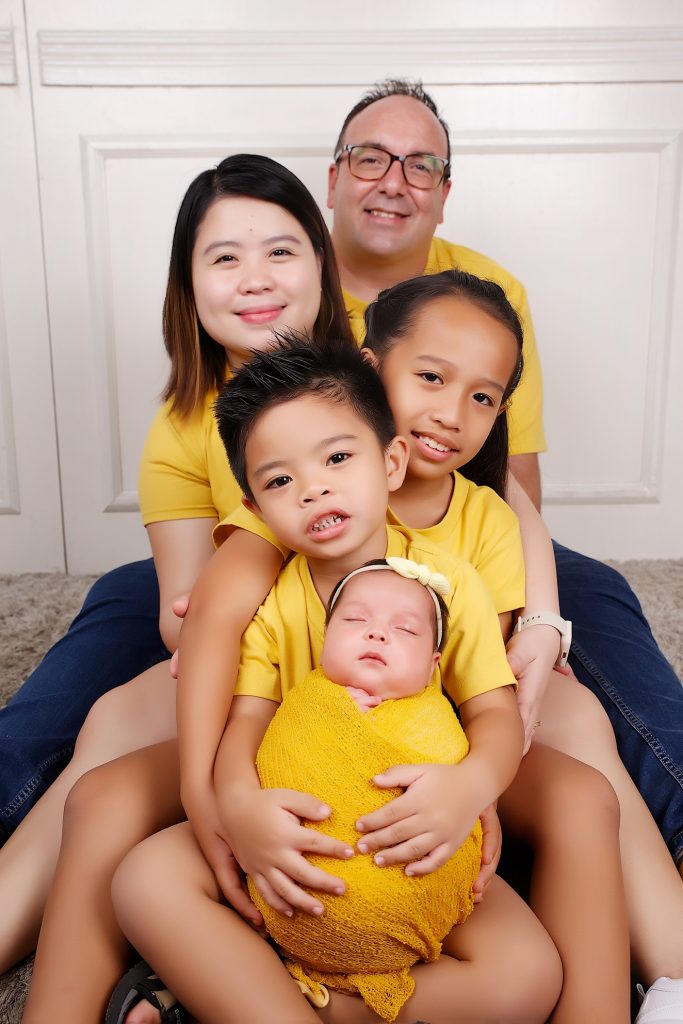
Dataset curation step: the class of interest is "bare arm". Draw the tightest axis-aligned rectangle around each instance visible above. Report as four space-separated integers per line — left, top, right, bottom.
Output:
177 530 283 810
457 686 524 808
505 472 562 748
509 451 542 511
147 518 217 652
505 473 558 617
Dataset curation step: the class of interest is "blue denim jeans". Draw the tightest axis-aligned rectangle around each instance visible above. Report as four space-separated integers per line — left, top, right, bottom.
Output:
554 541 683 866
2 548 682 864
0 559 168 841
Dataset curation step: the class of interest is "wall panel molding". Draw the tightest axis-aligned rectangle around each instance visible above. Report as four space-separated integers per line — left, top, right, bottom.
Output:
79 128 680 509
0 28 17 85
38 26 683 88
0 267 21 515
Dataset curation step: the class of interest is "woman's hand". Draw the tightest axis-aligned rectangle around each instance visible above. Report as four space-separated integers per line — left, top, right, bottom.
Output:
355 763 481 876
506 624 560 753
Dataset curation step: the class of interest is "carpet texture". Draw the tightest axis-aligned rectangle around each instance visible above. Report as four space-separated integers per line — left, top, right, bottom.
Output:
0 563 681 1022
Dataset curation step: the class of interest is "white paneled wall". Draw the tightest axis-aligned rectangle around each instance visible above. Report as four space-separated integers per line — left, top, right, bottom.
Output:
1 0 683 571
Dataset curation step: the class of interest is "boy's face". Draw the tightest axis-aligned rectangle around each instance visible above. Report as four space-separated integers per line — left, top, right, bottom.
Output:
245 394 406 565
321 571 440 700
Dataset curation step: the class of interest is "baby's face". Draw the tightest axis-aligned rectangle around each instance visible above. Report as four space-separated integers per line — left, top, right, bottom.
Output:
321 571 440 701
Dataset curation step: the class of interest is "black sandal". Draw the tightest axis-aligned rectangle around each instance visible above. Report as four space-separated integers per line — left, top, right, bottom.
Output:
105 960 188 1023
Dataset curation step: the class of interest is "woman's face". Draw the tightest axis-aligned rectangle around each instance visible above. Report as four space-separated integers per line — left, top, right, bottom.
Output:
192 196 323 369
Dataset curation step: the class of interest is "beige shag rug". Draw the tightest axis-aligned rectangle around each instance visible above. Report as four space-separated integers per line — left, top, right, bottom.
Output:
0 563 682 1023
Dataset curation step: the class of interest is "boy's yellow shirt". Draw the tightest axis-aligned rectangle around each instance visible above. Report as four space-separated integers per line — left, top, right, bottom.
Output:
235 526 517 709
216 470 525 616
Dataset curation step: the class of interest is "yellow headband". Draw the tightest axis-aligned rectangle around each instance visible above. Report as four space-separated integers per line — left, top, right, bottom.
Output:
328 557 450 647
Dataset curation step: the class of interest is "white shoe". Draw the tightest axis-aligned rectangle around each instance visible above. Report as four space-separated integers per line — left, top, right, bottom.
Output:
635 977 683 1023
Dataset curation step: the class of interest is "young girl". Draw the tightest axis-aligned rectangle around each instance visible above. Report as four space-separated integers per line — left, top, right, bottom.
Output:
363 273 683 1023
9 151 351 1016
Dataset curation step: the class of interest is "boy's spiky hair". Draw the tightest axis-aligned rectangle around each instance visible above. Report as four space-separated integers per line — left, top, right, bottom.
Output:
214 332 396 502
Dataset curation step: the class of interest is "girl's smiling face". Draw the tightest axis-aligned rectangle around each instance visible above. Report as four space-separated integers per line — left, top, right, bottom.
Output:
376 295 520 482
191 196 322 369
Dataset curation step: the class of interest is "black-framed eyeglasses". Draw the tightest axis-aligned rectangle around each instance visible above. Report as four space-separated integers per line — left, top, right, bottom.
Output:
335 144 450 190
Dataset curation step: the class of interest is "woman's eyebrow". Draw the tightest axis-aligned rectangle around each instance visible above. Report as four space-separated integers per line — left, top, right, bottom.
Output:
203 234 302 256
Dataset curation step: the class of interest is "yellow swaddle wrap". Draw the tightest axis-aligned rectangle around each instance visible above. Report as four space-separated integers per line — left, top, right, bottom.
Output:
248 668 483 1022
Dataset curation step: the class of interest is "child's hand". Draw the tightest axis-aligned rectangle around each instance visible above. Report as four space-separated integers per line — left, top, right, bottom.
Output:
355 763 481 876
506 624 559 753
472 803 501 903
185 788 263 929
220 785 354 918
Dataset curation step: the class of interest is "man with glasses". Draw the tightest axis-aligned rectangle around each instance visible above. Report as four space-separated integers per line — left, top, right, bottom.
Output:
327 79 683 897
327 79 544 505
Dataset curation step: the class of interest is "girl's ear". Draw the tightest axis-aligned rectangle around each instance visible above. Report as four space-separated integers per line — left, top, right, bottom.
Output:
361 347 379 370
432 651 441 669
385 435 409 493
241 495 263 520
497 401 509 418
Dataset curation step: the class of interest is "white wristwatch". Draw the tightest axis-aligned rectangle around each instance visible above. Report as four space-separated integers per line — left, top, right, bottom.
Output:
514 611 572 669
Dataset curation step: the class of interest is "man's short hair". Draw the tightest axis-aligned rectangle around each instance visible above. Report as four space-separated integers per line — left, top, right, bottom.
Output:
333 78 451 168
214 332 397 502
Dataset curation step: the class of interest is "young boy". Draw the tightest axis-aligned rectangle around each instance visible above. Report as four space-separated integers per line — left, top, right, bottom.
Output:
111 335 560 1024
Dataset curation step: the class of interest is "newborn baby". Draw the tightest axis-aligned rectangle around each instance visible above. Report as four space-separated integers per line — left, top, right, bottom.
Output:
249 557 483 1022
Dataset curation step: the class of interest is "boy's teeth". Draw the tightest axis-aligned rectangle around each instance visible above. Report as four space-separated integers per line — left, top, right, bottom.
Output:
312 514 343 532
417 434 450 453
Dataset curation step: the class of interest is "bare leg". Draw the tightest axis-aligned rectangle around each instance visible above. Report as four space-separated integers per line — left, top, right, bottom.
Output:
319 877 562 1024
0 661 175 973
113 823 561 1024
22 740 184 1024
539 670 683 985
499 743 630 1023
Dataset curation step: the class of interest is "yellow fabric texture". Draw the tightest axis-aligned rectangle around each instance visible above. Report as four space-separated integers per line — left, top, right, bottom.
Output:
218 471 524 615
138 391 243 527
248 668 482 1022
235 526 517 708
344 237 546 456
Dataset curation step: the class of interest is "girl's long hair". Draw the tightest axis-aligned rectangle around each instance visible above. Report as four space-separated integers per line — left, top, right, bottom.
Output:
363 269 524 499
162 154 352 417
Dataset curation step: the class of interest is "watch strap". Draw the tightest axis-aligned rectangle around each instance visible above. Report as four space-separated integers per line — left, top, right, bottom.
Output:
514 611 572 668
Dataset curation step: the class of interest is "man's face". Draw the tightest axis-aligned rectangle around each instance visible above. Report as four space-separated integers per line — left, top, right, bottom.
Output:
328 95 451 264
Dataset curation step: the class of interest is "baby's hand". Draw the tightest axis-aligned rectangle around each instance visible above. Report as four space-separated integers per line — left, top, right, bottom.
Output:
346 687 382 713
355 763 480 876
220 785 354 918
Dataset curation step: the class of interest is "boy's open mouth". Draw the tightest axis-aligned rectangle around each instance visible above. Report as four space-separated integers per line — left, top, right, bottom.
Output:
307 511 348 539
